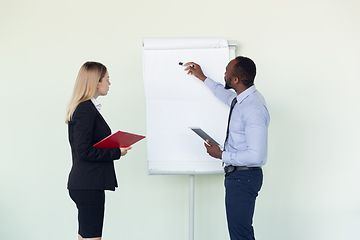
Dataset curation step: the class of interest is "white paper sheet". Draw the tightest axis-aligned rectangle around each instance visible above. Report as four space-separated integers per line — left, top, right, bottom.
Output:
142 37 235 175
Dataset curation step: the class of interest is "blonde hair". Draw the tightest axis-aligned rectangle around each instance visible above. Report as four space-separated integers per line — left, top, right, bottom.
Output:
65 61 107 124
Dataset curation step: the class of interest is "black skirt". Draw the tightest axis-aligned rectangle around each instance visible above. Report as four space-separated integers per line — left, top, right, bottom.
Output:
69 189 105 238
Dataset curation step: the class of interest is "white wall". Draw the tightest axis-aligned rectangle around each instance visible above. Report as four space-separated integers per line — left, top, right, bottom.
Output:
1 0 359 239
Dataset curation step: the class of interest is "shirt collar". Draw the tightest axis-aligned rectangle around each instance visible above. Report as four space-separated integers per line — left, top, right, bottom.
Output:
90 97 102 111
236 85 257 104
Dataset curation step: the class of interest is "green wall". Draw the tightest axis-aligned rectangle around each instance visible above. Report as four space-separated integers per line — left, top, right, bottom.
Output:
1 0 359 239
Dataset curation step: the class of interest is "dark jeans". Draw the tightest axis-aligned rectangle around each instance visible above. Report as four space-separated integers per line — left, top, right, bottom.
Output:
225 168 263 240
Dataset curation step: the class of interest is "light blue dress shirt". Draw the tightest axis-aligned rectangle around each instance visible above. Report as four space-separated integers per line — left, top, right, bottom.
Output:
204 78 270 167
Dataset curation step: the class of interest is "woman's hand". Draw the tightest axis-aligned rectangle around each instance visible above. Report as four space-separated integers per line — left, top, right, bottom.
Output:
120 147 132 156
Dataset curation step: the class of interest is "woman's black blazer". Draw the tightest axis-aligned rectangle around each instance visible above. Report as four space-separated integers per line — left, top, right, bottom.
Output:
67 100 121 191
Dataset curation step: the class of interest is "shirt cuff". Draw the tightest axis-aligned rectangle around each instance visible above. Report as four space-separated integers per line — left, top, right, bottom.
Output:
204 77 215 87
221 151 232 165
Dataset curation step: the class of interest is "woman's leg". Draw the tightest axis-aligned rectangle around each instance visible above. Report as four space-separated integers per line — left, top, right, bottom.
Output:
78 234 101 240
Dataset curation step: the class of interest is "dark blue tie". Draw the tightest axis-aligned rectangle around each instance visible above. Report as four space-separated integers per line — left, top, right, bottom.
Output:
224 97 237 151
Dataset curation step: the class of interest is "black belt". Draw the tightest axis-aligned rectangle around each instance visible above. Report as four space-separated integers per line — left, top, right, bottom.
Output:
224 165 261 174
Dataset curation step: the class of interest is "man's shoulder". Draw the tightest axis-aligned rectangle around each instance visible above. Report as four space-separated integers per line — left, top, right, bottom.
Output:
243 91 266 106
239 91 268 117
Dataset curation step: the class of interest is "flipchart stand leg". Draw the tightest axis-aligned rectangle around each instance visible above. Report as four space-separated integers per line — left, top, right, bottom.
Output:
189 175 195 240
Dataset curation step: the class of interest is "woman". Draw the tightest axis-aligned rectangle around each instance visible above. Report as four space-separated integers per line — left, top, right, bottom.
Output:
65 61 131 240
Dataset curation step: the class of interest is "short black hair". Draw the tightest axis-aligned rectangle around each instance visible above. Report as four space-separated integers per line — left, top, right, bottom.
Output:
233 56 256 87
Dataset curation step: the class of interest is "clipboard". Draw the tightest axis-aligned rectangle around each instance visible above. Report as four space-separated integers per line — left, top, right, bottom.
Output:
93 130 146 149
190 127 223 149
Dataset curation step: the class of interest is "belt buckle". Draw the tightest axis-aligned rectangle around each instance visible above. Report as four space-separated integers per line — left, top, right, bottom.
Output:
224 166 235 174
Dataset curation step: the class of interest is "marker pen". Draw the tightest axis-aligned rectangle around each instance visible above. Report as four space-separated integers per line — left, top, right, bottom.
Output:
179 62 194 68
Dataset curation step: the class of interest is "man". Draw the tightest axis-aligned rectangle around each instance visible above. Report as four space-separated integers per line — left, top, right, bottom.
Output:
184 56 270 240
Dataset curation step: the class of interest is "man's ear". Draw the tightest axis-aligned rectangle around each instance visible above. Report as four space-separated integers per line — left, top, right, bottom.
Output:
233 77 239 84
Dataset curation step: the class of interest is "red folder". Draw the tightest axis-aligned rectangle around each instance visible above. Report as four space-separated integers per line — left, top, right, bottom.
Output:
93 130 146 149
